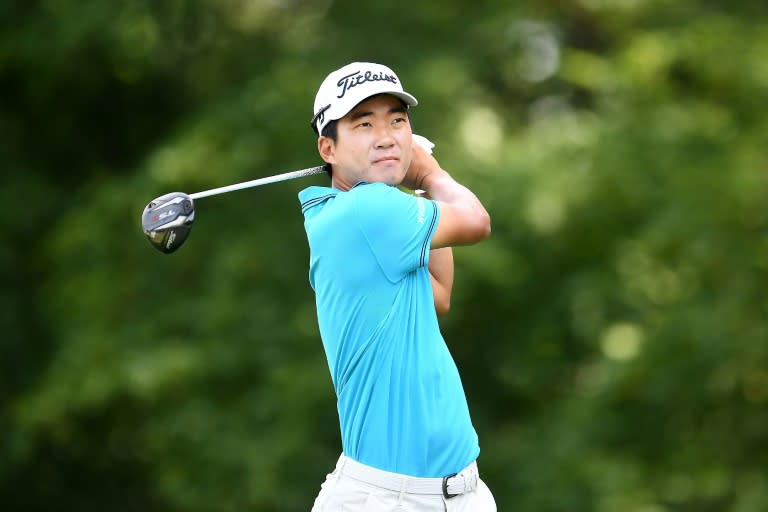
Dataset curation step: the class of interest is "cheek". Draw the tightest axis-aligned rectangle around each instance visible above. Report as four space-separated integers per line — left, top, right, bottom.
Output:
336 135 368 161
400 144 413 171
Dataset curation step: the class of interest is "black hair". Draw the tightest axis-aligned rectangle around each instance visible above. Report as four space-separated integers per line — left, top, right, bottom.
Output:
321 119 338 141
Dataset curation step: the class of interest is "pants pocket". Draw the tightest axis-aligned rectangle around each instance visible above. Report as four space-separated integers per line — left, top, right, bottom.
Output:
311 470 340 512
362 492 392 511
476 479 497 512
444 478 497 512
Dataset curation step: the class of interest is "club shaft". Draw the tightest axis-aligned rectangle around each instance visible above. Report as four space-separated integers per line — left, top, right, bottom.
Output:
189 165 326 200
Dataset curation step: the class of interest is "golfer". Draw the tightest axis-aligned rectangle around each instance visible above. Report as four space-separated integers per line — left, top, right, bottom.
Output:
299 62 496 511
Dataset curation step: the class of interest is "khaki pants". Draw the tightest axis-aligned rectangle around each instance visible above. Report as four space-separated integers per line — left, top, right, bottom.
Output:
311 455 497 512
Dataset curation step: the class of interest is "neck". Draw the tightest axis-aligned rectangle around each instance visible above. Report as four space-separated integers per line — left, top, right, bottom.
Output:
331 172 353 191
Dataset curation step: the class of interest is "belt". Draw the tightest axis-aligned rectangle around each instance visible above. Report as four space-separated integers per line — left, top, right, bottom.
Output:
335 455 479 499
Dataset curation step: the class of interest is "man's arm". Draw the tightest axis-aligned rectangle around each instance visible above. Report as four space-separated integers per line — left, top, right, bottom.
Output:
403 143 491 249
429 247 454 315
418 187 454 315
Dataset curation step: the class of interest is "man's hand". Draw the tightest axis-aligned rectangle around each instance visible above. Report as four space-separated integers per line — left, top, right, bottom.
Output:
409 150 491 249
401 139 440 191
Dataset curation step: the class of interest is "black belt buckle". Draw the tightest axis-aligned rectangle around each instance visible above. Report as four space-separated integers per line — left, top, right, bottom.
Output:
442 472 459 499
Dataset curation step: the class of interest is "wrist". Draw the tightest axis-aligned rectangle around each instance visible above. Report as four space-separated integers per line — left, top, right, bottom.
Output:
403 138 438 190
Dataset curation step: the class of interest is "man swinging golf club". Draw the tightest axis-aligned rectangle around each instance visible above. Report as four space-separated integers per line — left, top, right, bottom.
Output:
300 62 496 512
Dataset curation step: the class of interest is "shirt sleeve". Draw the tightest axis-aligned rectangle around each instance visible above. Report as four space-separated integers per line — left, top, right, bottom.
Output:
355 183 440 282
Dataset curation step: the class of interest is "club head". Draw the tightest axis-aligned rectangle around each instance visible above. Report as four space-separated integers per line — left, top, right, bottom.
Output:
142 192 195 253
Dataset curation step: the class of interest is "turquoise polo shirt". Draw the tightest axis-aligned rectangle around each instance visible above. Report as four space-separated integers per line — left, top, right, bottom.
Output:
298 181 479 478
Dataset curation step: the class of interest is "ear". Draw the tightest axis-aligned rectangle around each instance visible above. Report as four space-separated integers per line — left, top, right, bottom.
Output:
317 136 336 164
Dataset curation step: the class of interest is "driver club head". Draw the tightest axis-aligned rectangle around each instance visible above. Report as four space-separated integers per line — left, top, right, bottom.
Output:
142 192 195 253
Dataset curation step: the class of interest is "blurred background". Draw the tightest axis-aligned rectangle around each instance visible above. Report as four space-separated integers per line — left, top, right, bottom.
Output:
2 0 768 510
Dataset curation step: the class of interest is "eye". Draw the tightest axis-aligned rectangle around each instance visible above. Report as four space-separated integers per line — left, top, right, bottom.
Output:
392 116 407 126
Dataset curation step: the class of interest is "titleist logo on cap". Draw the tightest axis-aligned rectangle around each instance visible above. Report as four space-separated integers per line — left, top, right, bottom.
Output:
336 70 398 99
311 62 417 134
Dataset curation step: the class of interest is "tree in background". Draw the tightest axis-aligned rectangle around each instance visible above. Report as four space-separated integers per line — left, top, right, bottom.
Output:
2 1 767 511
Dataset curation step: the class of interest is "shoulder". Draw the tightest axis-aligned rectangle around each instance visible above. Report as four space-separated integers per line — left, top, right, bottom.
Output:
299 185 337 214
350 182 411 205
351 183 419 218
351 183 436 231
345 183 410 229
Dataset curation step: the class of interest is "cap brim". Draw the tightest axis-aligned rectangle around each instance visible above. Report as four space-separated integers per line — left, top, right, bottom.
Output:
332 89 418 122
389 91 418 108
314 89 418 135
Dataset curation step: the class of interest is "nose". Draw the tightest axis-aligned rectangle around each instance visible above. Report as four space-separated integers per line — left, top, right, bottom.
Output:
374 125 395 149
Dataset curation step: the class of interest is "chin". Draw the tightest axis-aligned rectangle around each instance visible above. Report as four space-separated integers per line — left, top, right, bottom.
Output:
369 167 406 186
375 173 405 186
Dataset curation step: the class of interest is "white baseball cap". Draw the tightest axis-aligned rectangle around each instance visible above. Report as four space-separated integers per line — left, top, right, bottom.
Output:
310 62 418 135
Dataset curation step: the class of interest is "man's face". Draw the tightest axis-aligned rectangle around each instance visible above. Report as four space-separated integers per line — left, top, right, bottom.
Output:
318 94 413 190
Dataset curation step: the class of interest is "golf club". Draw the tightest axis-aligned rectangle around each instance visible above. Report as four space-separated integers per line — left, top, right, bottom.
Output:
142 165 326 253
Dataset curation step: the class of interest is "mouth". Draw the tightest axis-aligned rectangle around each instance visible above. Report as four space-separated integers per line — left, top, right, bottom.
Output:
373 156 399 165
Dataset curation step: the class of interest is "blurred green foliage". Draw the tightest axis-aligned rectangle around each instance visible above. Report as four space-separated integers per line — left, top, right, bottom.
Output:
2 0 767 511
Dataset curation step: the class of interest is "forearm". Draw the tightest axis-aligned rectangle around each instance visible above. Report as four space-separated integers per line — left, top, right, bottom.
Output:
429 247 454 315
404 143 488 218
421 170 484 210
404 140 491 248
